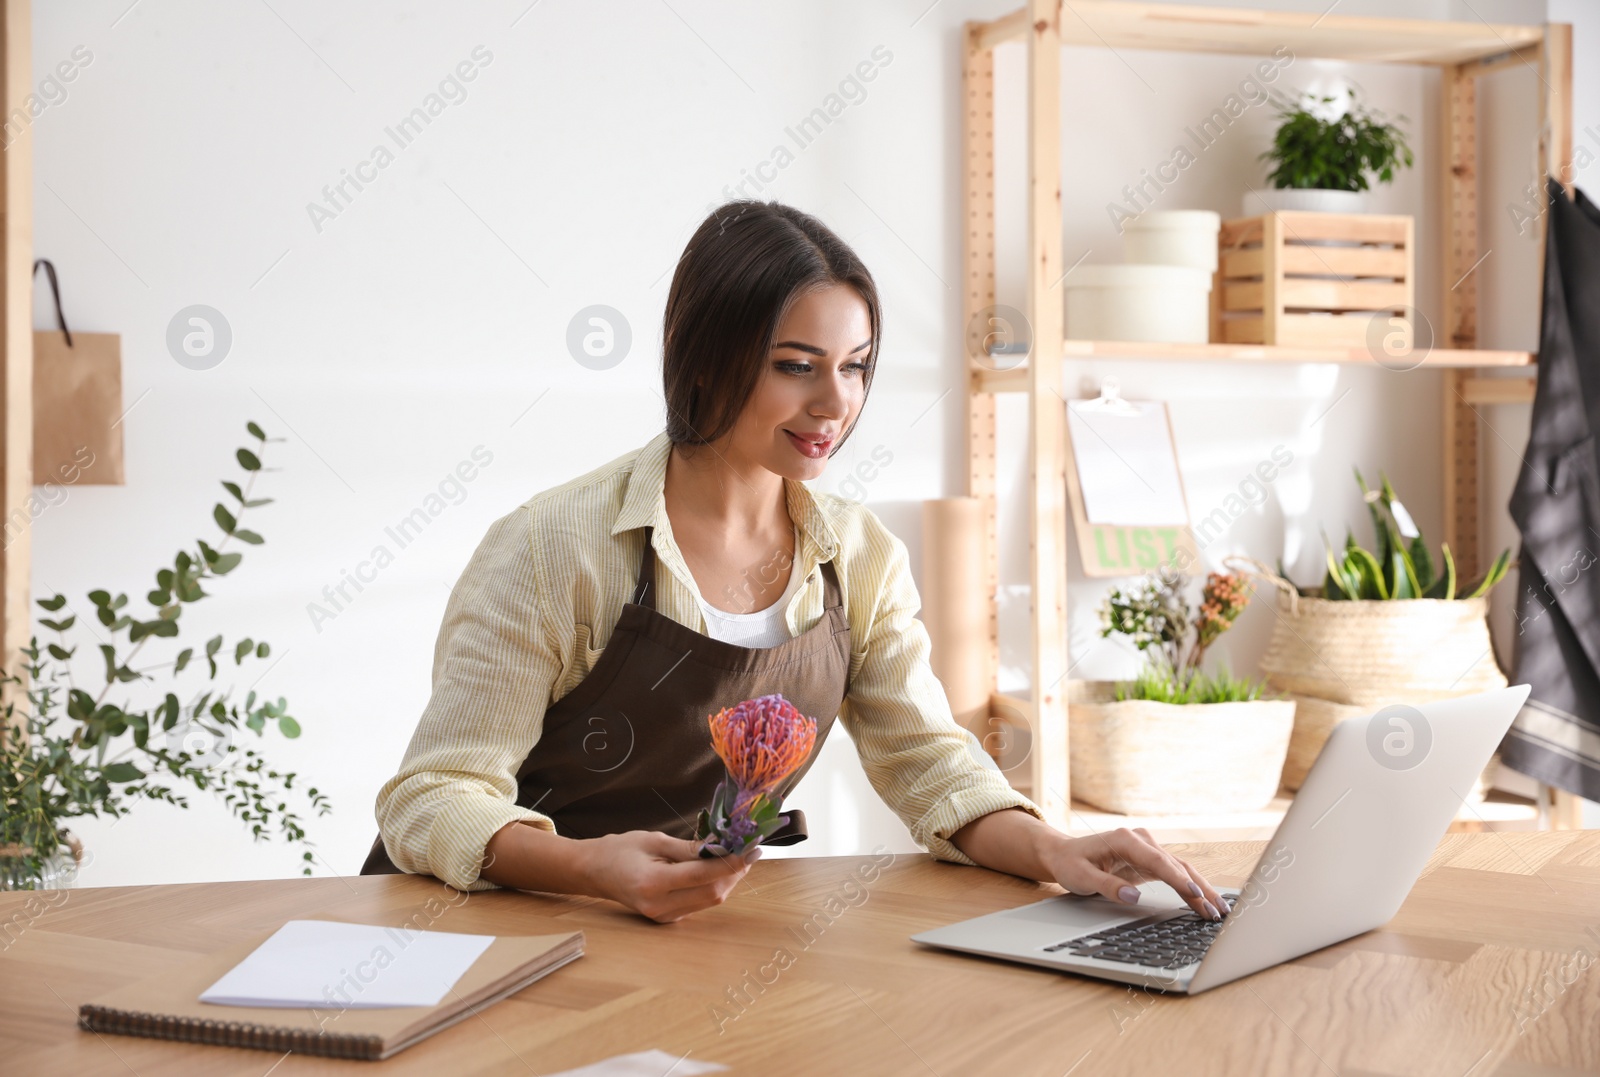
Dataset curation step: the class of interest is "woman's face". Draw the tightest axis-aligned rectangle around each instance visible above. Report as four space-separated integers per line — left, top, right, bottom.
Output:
720 282 873 482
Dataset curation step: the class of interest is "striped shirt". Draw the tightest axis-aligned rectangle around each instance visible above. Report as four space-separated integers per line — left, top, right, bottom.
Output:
374 429 1044 891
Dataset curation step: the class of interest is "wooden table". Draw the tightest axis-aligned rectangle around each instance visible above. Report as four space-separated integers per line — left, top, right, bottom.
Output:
3 831 1598 1076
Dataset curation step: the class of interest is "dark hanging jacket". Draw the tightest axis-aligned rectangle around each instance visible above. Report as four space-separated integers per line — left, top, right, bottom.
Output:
1504 177 1600 800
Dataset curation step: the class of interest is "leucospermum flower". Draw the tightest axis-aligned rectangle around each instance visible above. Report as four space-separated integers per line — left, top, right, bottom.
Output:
695 694 818 858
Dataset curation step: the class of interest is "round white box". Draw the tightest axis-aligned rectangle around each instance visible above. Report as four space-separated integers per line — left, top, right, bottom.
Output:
1064 264 1213 344
1122 210 1222 273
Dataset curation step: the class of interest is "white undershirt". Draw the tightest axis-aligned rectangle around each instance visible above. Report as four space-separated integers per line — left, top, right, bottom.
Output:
693 527 802 649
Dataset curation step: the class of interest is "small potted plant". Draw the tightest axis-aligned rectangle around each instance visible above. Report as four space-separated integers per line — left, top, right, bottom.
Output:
1248 469 1511 790
0 422 331 890
1069 569 1295 814
1246 85 1415 215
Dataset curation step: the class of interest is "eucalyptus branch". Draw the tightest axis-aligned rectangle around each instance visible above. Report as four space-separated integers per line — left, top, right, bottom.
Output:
2 421 330 886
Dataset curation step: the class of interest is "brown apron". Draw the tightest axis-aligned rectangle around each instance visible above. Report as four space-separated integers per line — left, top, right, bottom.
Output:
360 524 851 875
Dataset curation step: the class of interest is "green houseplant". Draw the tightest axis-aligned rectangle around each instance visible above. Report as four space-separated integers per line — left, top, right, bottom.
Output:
1067 569 1294 815
1314 469 1510 601
0 422 330 890
1250 86 1415 214
1253 469 1511 791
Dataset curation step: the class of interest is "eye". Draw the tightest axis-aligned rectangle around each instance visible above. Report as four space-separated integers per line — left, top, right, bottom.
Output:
773 360 873 377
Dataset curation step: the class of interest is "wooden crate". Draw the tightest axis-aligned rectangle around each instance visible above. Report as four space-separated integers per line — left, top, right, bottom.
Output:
1214 211 1414 349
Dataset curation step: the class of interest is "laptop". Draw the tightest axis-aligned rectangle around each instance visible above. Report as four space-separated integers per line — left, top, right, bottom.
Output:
911 684 1531 995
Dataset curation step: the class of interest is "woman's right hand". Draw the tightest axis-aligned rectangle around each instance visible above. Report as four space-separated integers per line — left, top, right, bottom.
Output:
586 830 761 923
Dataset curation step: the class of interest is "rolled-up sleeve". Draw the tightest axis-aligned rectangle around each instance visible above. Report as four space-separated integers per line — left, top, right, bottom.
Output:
837 513 1045 866
373 507 563 891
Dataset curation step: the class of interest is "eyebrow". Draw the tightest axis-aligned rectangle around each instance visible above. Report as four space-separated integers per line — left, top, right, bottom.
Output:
771 339 873 356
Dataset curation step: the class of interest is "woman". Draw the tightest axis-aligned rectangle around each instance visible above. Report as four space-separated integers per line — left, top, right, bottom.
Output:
362 200 1226 925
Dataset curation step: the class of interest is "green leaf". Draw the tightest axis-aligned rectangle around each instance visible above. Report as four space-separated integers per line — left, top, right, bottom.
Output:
1463 549 1513 599
1322 552 1355 599
256 641 270 659
40 616 75 632
247 421 266 440
213 504 237 534
1408 535 1435 591
278 715 301 738
88 589 111 607
1389 546 1420 600
174 647 193 673
222 481 245 502
237 448 261 471
205 635 223 657
103 762 145 783
147 589 170 607
1349 546 1389 600
37 595 67 611
1424 544 1458 599
232 529 264 545
235 638 254 664
162 693 180 731
211 552 242 574
47 643 72 661
243 498 274 508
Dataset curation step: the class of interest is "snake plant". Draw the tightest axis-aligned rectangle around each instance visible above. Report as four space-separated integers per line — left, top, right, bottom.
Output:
1316 469 1510 601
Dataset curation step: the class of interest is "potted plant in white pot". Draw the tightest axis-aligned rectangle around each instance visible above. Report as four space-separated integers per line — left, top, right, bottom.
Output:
1070 569 1295 815
1245 85 1415 216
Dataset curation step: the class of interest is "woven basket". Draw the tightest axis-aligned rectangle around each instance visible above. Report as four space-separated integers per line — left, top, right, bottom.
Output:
1068 681 1295 814
1258 592 1505 707
1246 568 1507 792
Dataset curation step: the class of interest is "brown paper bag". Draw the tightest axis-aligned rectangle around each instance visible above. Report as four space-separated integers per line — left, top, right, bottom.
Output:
33 259 124 485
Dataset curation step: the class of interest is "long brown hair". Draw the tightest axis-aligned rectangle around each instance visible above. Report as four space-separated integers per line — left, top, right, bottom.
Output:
661 200 880 456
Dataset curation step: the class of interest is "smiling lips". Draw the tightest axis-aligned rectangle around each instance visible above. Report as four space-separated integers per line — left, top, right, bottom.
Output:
784 429 834 459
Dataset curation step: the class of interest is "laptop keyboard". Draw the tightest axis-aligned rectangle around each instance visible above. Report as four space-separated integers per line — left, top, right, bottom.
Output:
1042 893 1239 970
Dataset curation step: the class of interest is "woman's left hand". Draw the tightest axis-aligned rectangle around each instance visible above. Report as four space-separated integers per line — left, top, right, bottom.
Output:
1040 827 1228 920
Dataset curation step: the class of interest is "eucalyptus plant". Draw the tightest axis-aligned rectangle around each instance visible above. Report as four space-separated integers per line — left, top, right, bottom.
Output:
0 421 329 888
1314 469 1510 601
1260 86 1414 192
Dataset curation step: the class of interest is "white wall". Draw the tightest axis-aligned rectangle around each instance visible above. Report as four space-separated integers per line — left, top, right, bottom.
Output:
29 0 1591 888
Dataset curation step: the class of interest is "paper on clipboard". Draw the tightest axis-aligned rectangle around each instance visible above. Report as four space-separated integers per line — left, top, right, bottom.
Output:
1066 399 1189 527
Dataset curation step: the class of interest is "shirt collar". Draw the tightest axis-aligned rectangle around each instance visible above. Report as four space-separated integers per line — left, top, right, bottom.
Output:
612 430 841 561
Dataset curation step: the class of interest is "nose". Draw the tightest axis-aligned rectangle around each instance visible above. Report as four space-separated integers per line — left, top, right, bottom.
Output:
812 367 852 421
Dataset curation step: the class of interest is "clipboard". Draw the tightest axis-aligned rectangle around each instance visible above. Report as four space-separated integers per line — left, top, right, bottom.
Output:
1063 380 1199 578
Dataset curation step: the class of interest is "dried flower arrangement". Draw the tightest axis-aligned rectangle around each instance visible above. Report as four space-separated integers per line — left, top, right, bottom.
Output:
1098 569 1264 704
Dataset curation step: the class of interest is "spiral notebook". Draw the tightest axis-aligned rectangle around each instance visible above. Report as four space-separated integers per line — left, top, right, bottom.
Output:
78 917 584 1061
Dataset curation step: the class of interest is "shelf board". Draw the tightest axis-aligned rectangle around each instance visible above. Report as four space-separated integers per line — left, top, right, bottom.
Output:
974 1 1544 67
972 341 1534 392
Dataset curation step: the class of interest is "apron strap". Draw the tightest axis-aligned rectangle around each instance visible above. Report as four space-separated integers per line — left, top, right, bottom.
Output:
633 526 658 609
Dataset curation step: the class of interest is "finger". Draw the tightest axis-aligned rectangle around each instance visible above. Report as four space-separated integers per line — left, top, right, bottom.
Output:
1108 829 1220 919
1172 855 1227 912
639 832 712 863
648 877 741 921
661 845 759 893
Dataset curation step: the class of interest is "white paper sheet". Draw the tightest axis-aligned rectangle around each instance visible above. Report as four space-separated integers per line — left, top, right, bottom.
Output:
199 919 496 1009
547 1050 729 1077
1066 399 1190 527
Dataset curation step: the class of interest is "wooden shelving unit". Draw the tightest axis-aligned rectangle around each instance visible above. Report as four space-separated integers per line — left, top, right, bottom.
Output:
0 0 31 720
962 0 1577 834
